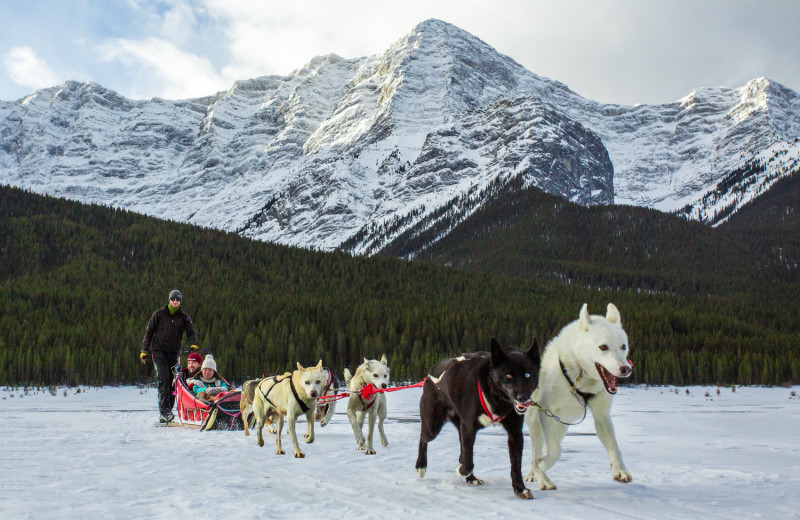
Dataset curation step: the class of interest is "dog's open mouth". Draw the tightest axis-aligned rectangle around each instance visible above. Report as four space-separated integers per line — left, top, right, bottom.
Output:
513 400 533 415
596 363 618 394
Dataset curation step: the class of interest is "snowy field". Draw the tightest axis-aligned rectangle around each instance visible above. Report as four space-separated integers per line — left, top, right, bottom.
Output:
1 384 799 520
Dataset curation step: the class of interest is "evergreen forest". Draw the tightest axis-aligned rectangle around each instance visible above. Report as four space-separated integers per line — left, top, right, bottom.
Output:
1 181 798 388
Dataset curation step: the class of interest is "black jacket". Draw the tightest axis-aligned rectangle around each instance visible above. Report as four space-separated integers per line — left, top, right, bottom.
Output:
141 306 198 353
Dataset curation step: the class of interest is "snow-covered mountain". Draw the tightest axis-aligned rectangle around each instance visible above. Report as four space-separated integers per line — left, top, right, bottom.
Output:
2 19 799 253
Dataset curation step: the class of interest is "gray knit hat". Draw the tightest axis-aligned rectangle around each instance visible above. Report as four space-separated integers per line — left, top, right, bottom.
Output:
169 289 182 302
201 354 217 372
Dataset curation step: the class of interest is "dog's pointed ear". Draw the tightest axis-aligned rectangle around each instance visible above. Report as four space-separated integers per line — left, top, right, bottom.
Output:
315 360 323 370
526 337 541 365
380 354 387 365
297 362 305 371
606 303 621 324
490 337 505 366
579 303 591 331
363 357 369 365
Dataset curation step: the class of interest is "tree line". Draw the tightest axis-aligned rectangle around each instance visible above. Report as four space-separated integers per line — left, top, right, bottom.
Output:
1 184 798 387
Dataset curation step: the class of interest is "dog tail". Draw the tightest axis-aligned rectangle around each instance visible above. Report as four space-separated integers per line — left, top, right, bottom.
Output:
343 368 352 386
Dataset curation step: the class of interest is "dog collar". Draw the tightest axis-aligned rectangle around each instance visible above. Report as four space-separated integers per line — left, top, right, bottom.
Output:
559 360 594 404
477 381 504 424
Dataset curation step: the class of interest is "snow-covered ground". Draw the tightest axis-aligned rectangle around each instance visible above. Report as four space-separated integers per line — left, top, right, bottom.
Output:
1 384 798 519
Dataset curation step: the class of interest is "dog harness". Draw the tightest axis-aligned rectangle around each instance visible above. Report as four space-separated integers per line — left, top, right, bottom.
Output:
559 360 595 405
429 356 506 425
528 360 590 426
477 381 505 424
259 375 312 414
358 392 378 410
289 377 311 414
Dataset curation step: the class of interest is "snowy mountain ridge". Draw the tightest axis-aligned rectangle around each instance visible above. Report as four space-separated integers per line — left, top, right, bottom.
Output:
1 19 799 253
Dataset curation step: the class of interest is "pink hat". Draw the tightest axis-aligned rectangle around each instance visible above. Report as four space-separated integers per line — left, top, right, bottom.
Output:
187 352 203 364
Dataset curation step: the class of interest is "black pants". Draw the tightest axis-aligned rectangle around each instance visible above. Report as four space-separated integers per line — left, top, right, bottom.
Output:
152 351 178 416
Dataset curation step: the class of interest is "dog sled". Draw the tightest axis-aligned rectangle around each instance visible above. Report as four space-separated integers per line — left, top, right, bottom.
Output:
172 351 245 431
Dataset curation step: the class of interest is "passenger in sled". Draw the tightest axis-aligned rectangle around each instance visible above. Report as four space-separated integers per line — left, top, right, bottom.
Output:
184 352 203 380
186 354 232 401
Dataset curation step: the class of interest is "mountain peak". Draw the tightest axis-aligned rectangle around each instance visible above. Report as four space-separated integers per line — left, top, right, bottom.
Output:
1 20 799 254
412 18 473 38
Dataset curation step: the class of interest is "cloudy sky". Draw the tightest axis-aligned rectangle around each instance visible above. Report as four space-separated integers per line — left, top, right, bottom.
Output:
1 0 798 106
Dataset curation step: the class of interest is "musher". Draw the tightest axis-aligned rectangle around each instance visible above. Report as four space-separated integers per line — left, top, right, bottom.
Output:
140 289 198 423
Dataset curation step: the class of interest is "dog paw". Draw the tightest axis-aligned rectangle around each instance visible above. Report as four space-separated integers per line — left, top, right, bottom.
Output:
538 480 557 491
416 468 426 478
304 434 315 443
294 451 306 458
365 448 376 455
613 470 632 483
515 488 533 500
457 466 483 485
257 438 264 447
524 472 534 482
381 439 388 447
466 475 484 486
276 448 285 455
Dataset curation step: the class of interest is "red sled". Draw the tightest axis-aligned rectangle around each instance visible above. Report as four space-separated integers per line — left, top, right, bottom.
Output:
173 367 245 431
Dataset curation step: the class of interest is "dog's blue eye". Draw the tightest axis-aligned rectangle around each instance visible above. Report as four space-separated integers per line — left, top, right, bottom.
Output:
525 373 530 378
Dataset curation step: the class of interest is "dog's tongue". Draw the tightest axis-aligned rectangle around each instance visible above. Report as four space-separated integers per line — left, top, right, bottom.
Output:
514 401 532 415
607 373 618 393
596 363 618 394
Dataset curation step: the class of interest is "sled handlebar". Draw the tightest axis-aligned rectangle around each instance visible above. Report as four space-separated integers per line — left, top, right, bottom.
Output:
180 348 214 356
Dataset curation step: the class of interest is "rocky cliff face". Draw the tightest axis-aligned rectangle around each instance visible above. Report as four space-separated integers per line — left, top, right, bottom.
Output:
2 19 799 253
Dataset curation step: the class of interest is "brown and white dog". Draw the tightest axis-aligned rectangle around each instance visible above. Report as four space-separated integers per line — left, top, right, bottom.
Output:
343 355 390 454
252 361 326 458
313 368 341 427
240 378 261 436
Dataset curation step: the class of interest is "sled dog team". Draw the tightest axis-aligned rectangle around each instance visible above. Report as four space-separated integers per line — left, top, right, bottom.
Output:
242 303 633 499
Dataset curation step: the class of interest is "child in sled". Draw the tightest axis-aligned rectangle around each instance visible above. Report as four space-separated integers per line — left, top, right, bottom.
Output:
186 354 231 400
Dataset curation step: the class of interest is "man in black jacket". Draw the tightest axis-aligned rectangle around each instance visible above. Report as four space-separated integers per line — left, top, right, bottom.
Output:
140 289 198 423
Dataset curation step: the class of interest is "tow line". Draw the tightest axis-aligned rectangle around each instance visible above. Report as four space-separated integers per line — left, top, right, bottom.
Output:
316 379 426 403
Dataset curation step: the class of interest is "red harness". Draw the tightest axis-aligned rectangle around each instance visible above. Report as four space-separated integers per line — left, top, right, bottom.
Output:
477 381 505 424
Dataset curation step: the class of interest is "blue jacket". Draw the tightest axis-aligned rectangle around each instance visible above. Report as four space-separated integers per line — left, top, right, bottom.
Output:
188 375 230 395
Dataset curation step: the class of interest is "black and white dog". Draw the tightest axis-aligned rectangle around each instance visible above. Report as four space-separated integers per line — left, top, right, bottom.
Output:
415 338 540 499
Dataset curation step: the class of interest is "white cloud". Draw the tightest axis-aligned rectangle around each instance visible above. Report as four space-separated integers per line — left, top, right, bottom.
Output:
99 36 228 99
159 0 198 45
3 46 61 90
200 0 416 79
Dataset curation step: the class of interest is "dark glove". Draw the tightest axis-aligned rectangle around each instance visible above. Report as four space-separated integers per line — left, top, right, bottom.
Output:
190 344 199 350
140 351 149 364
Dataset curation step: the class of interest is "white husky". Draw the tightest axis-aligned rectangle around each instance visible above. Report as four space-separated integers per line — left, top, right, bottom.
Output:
524 303 633 489
343 355 390 455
